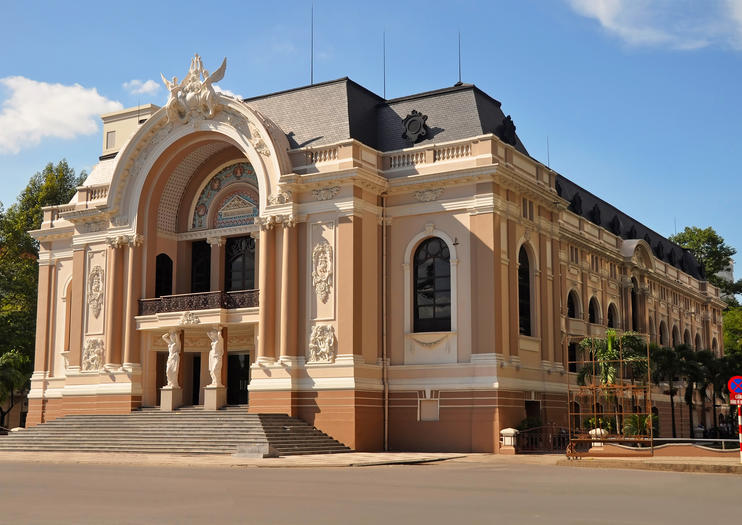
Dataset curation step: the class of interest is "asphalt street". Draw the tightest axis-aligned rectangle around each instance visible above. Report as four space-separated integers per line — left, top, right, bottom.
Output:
1 459 739 524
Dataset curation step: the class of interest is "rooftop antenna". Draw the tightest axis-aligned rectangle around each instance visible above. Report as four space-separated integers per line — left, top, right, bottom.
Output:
383 31 386 98
547 136 550 168
457 31 462 85
310 4 314 85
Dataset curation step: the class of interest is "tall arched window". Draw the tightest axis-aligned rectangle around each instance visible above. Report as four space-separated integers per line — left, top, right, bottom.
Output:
659 321 669 346
518 246 532 336
683 329 691 346
413 237 451 332
589 297 601 324
225 236 256 292
695 333 702 350
671 325 680 348
155 254 173 297
567 290 580 319
607 303 618 328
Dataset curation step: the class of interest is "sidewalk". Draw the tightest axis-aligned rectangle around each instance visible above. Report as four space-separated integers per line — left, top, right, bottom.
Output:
556 455 742 474
0 450 468 469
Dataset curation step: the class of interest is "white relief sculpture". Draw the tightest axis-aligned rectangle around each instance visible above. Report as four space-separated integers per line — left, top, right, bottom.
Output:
161 54 227 125
268 189 293 205
162 331 181 388
87 266 105 319
247 121 271 156
312 240 333 304
107 235 129 248
307 324 337 363
312 186 340 201
207 328 224 387
81 339 104 372
178 311 201 326
414 188 443 202
257 215 276 231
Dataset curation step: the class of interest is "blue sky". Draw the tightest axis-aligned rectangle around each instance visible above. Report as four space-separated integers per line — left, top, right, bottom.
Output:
1 0 741 272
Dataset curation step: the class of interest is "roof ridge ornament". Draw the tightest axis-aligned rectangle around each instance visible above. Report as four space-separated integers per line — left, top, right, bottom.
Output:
161 54 227 125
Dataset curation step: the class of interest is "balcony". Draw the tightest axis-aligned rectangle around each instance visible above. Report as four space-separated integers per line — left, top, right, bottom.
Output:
138 290 259 316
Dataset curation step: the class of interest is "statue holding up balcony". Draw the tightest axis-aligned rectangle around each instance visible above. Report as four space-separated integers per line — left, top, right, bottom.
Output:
207 327 224 387
162 330 181 388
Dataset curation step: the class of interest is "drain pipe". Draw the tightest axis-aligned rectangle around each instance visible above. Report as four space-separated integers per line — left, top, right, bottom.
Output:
381 193 389 451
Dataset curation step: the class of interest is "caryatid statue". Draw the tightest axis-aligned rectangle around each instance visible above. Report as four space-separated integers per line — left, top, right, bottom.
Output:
162 330 181 388
207 327 224 387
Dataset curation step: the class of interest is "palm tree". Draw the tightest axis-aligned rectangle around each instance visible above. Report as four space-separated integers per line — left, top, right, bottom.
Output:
650 345 681 438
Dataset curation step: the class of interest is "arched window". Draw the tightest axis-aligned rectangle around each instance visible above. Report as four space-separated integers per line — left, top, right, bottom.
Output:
695 333 702 350
659 321 669 346
683 329 691 346
225 236 256 292
712 338 718 352
671 325 680 348
518 246 532 336
413 237 451 332
567 290 580 319
155 254 173 297
589 297 601 324
607 303 618 328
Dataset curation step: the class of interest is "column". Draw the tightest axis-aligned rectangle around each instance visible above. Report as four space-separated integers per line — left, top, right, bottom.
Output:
67 247 87 368
469 213 495 355
538 234 550 362
32 261 54 374
551 239 564 367
123 235 143 367
279 222 298 360
506 219 519 360
257 226 276 362
104 236 126 368
207 236 225 291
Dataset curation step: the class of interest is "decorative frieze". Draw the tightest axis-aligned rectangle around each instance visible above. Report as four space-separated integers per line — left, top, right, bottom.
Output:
311 240 333 304
81 338 104 371
268 189 293 205
414 187 443 202
87 266 105 319
312 186 340 201
307 324 337 363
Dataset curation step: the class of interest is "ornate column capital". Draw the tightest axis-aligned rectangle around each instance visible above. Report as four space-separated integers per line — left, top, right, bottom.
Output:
206 236 225 247
107 235 129 249
128 234 144 247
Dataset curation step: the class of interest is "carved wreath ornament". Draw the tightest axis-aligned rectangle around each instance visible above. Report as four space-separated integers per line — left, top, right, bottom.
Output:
308 324 337 363
87 266 104 318
312 240 333 304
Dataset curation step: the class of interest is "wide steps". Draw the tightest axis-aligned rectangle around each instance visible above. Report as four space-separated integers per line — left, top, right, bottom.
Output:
0 409 351 456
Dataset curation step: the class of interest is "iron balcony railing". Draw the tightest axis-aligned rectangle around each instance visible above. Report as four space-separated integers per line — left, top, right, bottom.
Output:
138 289 259 315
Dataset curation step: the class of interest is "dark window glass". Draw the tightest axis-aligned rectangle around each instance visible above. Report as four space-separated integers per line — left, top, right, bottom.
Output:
413 237 451 332
589 298 600 324
568 342 578 373
567 291 579 319
191 240 211 293
607 305 617 328
225 236 256 292
155 253 173 297
518 246 531 336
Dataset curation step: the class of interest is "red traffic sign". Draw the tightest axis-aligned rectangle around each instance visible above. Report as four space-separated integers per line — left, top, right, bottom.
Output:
728 376 742 404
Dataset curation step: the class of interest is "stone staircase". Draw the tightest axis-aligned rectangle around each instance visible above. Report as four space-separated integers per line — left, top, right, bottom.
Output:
0 406 351 456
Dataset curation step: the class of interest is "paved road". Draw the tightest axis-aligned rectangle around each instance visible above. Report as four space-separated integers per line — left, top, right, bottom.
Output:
1 459 739 524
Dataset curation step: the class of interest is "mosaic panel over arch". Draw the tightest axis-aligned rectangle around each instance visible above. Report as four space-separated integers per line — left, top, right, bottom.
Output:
191 162 259 230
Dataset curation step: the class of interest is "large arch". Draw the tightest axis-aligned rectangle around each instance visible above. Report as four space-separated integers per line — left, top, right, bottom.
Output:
105 94 292 233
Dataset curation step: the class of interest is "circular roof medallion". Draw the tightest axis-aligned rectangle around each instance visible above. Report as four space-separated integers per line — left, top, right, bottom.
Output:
402 110 428 143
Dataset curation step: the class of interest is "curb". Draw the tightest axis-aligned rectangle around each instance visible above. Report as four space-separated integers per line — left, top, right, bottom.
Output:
252 455 468 468
556 458 742 475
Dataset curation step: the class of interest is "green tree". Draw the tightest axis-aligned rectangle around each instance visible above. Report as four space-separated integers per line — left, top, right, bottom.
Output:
650 345 681 438
669 226 742 302
0 161 84 360
723 307 742 352
0 350 31 428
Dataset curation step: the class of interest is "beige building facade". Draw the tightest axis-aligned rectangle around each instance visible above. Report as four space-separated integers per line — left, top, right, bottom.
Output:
27 56 726 451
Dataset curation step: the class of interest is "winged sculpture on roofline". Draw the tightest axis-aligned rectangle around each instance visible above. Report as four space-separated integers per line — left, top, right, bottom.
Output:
161 54 227 124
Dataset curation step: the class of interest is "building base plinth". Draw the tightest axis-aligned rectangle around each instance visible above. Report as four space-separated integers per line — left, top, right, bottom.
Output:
160 387 182 412
204 385 226 410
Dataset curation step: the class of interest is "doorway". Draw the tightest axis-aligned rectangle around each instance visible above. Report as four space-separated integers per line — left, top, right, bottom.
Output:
227 353 250 405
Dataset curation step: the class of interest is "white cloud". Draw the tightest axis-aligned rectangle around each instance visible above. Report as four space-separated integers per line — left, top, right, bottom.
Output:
0 76 122 155
566 0 742 50
215 85 243 99
123 79 160 95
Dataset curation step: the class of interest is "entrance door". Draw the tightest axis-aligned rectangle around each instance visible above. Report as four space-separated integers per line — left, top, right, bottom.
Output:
227 353 250 405
191 355 201 406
